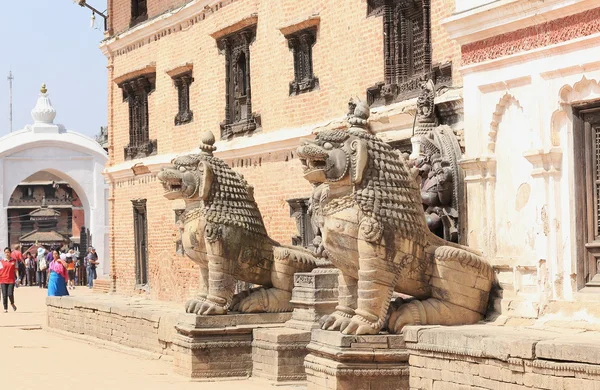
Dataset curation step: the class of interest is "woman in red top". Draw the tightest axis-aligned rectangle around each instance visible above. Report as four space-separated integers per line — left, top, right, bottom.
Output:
0 247 17 313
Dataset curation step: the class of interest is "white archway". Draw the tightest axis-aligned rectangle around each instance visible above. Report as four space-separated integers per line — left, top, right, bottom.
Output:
0 88 109 275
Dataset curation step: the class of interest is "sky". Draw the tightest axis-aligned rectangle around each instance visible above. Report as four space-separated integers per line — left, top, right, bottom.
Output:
0 0 108 138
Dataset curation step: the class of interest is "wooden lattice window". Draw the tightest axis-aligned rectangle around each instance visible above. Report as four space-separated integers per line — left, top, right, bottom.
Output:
574 105 600 289
366 0 452 106
119 74 157 160
217 26 259 140
132 199 148 287
130 0 148 27
173 72 194 126
286 28 319 96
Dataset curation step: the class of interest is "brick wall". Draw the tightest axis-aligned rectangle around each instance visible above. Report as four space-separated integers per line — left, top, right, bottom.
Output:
109 0 192 35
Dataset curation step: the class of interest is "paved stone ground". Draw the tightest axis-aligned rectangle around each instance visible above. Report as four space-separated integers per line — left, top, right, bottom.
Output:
0 286 305 390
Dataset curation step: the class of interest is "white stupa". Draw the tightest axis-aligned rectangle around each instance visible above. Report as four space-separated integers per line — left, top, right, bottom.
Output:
28 84 64 133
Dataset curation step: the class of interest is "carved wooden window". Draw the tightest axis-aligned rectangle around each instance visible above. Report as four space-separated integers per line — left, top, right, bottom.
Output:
130 0 148 27
173 72 194 126
119 74 157 160
217 26 258 140
286 28 319 96
366 0 452 106
132 199 148 287
574 105 600 289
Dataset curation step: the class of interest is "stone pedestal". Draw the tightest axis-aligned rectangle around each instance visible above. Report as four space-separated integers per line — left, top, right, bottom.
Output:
252 327 312 382
172 312 291 379
286 268 339 331
304 330 409 390
251 268 339 383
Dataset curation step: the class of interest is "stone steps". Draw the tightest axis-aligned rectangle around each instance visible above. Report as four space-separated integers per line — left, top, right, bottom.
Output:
92 279 112 294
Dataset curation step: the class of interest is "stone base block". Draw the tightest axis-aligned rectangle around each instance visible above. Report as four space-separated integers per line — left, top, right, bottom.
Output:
304 329 409 390
252 327 311 382
172 312 291 380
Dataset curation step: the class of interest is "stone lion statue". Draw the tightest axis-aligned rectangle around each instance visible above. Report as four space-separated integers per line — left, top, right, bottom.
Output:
158 132 317 315
296 101 494 335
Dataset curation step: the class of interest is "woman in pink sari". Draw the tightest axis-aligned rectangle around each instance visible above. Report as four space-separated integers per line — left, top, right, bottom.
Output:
48 251 69 297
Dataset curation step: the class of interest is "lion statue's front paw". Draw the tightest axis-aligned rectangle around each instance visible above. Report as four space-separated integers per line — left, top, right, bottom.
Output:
340 316 380 335
185 297 227 315
319 310 354 331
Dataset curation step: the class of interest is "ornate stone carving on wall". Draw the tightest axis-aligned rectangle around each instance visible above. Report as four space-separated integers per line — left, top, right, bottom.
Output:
158 131 317 315
408 79 464 243
296 101 493 335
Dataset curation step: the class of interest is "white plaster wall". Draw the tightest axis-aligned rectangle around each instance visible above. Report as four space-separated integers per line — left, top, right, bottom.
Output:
461 35 600 315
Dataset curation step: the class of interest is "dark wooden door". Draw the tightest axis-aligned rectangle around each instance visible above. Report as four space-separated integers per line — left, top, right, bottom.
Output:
574 106 600 288
132 199 148 286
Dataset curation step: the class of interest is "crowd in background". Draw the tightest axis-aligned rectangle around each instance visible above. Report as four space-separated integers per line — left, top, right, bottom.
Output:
0 244 100 312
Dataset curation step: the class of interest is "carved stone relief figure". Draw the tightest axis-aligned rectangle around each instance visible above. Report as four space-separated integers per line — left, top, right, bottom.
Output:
409 79 463 242
158 131 317 315
296 101 493 335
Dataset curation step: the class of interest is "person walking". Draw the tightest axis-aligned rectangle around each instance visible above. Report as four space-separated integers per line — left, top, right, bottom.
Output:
37 247 48 288
85 247 98 289
47 251 69 297
0 247 17 313
11 245 24 287
65 250 76 290
24 252 35 286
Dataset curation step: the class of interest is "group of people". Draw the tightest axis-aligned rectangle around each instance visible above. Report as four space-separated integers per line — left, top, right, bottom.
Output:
0 245 100 313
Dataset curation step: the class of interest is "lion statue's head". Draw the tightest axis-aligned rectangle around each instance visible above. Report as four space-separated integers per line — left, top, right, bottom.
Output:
297 101 428 243
158 131 267 237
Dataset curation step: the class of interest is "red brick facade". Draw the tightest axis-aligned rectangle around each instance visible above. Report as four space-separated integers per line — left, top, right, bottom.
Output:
105 0 462 301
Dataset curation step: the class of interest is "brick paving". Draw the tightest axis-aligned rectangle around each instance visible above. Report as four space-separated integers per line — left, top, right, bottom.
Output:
0 286 304 390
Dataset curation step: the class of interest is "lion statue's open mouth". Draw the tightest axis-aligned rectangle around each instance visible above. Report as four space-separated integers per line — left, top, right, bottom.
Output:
158 155 202 200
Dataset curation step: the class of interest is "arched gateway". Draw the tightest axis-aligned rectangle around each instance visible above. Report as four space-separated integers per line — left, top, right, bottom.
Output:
0 86 109 275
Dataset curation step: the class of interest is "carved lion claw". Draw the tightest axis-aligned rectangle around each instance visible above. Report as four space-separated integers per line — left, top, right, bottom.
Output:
319 311 353 331
340 316 379 335
185 297 227 315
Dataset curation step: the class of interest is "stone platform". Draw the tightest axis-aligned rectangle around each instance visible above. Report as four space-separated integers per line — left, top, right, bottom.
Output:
304 330 410 390
406 324 600 389
46 294 180 356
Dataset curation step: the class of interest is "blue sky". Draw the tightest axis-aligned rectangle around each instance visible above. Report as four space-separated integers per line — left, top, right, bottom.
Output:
0 1 107 138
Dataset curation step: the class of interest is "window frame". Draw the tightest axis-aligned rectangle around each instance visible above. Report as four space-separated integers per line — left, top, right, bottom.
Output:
118 73 157 160
573 103 600 290
285 27 319 96
130 0 148 27
172 71 194 126
217 26 259 140
366 0 452 107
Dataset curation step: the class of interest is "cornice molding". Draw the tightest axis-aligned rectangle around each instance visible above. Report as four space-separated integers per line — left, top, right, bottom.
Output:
460 32 600 75
443 0 600 46
100 0 225 58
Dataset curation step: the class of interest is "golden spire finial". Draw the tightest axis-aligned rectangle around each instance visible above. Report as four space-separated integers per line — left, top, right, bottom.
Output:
40 84 47 94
